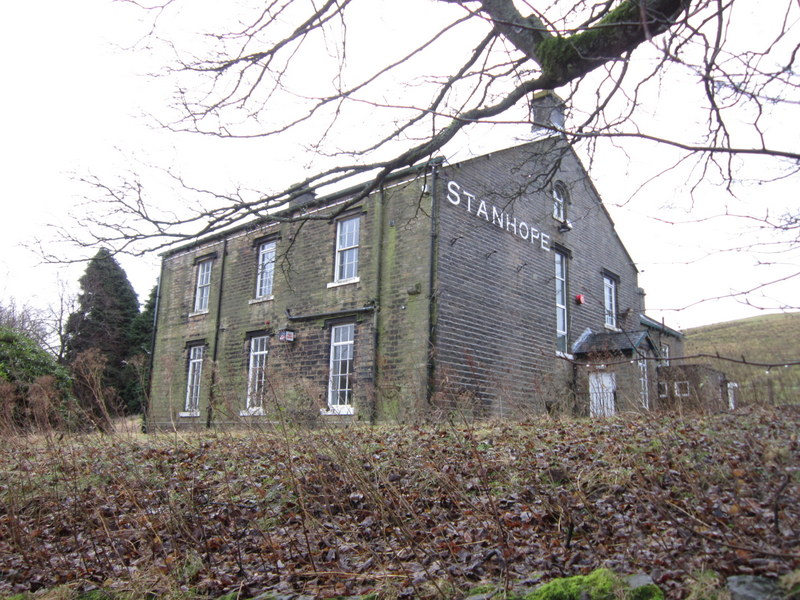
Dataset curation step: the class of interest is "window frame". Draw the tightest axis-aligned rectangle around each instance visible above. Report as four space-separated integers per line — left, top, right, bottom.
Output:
181 344 204 417
603 272 619 330
331 215 360 285
254 239 277 300
193 258 213 313
638 358 650 410
554 249 569 354
552 182 568 222
243 335 269 416
674 381 690 397
324 323 355 415
659 344 671 366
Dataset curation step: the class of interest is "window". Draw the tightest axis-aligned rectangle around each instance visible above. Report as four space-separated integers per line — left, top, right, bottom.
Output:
194 259 212 313
638 358 650 409
675 381 690 397
603 274 618 329
183 345 204 416
244 335 269 415
552 182 568 222
555 250 568 353
659 344 670 366
657 381 668 399
333 216 360 283
326 323 355 414
255 240 276 299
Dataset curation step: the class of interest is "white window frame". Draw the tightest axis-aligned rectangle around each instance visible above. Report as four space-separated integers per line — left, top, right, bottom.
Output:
657 381 668 399
331 216 360 285
552 182 568 222
555 250 568 354
674 381 690 397
638 358 650 410
659 344 670 366
324 323 355 415
254 240 276 300
193 259 212 313
242 335 269 416
603 274 618 329
181 345 204 417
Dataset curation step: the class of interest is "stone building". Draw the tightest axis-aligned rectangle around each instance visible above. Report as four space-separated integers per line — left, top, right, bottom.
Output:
146 134 686 429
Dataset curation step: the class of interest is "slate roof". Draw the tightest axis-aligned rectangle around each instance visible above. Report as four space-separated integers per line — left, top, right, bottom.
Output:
640 314 684 339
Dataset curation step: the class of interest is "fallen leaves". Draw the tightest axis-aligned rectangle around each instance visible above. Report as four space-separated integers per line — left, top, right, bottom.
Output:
0 406 798 598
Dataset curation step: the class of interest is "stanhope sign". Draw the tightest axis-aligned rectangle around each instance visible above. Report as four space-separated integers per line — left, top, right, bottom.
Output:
446 180 551 251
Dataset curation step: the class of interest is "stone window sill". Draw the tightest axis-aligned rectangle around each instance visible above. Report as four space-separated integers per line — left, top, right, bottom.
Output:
320 405 354 416
327 277 360 289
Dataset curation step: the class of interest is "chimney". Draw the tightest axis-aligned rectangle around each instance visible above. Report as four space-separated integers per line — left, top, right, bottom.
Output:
530 91 566 138
283 189 316 212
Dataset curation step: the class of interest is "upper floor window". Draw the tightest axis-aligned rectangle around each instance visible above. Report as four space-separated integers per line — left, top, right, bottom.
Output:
194 259 213 313
659 344 671 366
555 250 568 354
552 182 568 222
334 216 360 283
244 335 269 415
326 323 355 414
255 240 276 299
603 273 618 329
183 344 204 416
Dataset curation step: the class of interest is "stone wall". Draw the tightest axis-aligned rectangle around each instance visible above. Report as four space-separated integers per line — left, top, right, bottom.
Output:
431 140 643 417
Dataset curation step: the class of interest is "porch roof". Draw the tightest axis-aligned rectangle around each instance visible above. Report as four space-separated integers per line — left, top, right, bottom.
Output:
573 330 656 357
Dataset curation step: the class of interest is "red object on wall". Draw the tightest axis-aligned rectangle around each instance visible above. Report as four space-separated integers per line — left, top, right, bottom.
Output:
575 294 585 305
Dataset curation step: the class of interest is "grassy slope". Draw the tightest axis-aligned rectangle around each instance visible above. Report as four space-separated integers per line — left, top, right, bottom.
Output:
683 312 800 404
1 408 798 600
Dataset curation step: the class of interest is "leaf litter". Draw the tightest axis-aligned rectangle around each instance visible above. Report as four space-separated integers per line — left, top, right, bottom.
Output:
0 406 798 598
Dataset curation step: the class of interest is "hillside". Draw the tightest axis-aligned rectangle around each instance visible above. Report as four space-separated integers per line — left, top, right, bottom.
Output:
683 311 800 405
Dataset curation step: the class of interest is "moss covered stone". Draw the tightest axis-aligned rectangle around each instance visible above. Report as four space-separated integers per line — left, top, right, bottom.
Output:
523 569 664 600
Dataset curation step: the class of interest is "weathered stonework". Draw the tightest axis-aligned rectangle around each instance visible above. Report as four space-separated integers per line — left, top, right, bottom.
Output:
147 139 683 428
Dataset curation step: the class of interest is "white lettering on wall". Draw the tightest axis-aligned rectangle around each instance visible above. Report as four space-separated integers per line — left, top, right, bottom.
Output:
447 180 461 205
445 179 551 252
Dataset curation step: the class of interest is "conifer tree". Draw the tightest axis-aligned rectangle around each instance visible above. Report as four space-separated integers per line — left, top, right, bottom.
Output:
64 248 140 417
123 284 157 414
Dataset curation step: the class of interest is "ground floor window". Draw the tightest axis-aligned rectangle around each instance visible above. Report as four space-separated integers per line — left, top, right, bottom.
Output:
183 345 204 416
675 381 690 397
244 335 269 415
326 323 354 414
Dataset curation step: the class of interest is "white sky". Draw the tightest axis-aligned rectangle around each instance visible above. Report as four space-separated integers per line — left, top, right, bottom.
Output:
1 0 798 331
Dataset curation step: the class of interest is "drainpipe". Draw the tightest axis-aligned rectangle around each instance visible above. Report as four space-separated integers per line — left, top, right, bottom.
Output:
207 239 227 428
426 164 439 406
371 188 386 425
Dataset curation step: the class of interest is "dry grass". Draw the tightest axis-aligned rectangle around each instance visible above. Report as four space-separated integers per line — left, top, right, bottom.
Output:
1 407 798 600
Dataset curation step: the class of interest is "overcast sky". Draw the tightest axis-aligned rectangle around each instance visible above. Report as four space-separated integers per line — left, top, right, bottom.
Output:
1 0 797 332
